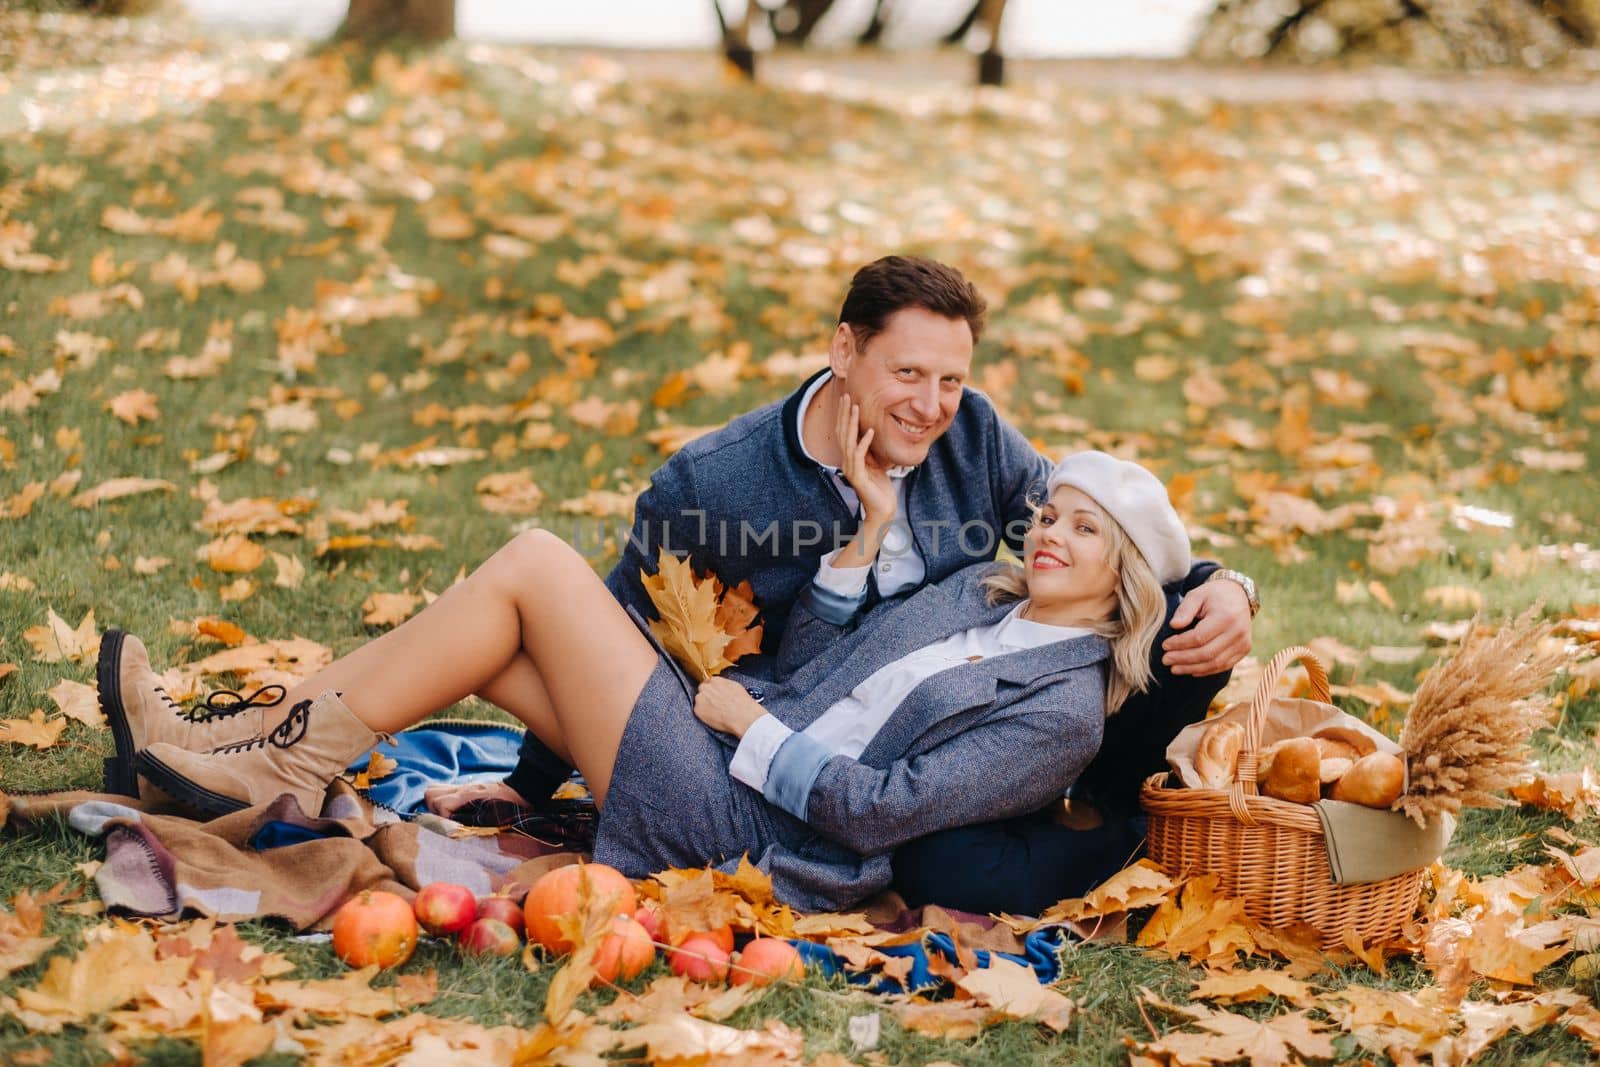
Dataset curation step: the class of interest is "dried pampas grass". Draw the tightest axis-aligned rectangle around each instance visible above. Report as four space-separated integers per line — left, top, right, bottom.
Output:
1397 604 1568 828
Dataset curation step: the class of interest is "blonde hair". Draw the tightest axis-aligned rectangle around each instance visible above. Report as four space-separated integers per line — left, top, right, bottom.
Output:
981 509 1166 715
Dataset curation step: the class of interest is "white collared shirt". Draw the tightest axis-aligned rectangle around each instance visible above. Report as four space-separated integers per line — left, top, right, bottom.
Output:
728 570 1088 793
794 372 925 597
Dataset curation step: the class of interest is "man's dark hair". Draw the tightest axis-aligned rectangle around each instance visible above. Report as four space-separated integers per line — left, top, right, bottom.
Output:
838 256 987 350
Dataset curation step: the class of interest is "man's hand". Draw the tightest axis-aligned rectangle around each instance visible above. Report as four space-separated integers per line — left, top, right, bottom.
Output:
1162 579 1253 676
693 677 767 739
424 780 529 819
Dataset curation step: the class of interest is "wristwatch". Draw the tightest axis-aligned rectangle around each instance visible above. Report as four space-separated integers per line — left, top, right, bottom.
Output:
1207 568 1260 617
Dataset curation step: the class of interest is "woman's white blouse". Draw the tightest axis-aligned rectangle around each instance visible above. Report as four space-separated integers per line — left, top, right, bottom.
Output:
728 550 1088 794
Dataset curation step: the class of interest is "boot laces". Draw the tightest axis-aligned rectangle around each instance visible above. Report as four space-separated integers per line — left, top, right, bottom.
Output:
153 684 285 722
199 684 286 720
212 698 312 755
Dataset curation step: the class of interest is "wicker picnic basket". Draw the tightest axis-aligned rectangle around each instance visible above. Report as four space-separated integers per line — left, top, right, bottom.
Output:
1140 646 1426 950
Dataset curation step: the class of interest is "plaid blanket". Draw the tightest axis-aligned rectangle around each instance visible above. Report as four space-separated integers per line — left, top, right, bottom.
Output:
8 725 1078 985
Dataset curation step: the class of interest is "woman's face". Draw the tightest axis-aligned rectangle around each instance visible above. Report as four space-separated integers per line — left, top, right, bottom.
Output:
1023 485 1119 623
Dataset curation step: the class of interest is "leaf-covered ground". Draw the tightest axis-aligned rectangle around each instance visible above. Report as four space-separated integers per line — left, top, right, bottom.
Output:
1 11 1599 1065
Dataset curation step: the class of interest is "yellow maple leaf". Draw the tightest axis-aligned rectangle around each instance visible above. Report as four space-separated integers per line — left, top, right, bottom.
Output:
0 710 68 749
642 551 763 682
1191 969 1316 1007
1041 859 1177 923
197 535 266 574
955 955 1076 1032
1136 994 1335 1067
1136 873 1257 968
106 387 161 425
45 679 102 729
361 591 420 628
22 608 99 664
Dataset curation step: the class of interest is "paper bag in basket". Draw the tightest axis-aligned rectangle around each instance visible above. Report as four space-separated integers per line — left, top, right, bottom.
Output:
1166 696 1453 884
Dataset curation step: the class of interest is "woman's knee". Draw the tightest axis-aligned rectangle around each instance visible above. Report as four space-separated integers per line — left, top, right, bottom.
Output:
492 529 576 583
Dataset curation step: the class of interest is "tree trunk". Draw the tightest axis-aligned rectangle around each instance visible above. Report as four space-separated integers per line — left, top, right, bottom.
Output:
340 0 456 42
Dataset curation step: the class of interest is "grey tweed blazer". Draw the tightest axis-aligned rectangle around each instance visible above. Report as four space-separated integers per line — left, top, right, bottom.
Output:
714 561 1110 911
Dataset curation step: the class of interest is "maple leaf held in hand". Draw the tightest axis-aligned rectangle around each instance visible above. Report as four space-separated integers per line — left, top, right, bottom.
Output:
641 550 763 682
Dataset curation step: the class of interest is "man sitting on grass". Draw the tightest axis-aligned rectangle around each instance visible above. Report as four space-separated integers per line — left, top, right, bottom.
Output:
427 254 1257 915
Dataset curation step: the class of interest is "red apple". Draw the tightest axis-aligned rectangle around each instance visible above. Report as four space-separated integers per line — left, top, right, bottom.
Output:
459 917 521 958
631 902 661 943
414 882 478 937
592 914 655 985
669 922 734 954
476 895 526 939
731 938 804 986
669 934 730 983
331 890 418 970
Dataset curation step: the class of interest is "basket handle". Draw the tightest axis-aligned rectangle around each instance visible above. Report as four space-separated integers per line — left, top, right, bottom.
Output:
1228 645 1331 825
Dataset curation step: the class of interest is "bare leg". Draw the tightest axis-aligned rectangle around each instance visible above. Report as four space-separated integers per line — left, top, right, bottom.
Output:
475 652 572 765
425 654 567 817
280 530 659 805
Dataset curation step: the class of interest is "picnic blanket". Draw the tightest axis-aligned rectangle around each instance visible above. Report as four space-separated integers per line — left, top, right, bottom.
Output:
12 724 1077 989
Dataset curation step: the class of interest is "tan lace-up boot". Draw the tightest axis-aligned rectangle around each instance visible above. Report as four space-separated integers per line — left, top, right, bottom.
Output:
136 690 380 818
97 629 280 797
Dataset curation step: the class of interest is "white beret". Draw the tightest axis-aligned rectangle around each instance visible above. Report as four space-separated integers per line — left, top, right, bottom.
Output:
1045 451 1191 586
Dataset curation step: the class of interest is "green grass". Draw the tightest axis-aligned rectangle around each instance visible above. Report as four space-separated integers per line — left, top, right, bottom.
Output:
2 12 1599 1064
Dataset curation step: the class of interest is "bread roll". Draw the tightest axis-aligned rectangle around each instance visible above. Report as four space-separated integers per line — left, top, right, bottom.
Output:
1195 721 1244 790
1261 737 1321 805
1314 737 1362 763
1330 751 1405 809
1318 757 1353 784
1312 726 1376 758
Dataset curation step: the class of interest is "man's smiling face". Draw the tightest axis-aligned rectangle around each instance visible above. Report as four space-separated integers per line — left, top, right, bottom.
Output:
831 306 973 469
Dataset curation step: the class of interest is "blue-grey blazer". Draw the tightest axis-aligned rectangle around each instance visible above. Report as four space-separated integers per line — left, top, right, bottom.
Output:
705 561 1110 911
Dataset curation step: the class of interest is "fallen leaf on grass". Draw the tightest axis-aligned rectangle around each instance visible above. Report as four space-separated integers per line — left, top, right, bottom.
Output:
362 591 420 628
255 967 435 1021
475 470 544 515
1040 859 1178 924
0 891 58 980
1134 991 1335 1067
106 388 160 424
198 535 266 574
617 1015 804 1064
70 476 176 509
1511 768 1600 821
596 975 759 1024
45 679 102 728
955 956 1075 1031
1190 970 1315 1007
22 608 98 663
10 923 194 1033
1465 909 1573 985
558 488 638 518
0 711 67 749
892 999 992 1040
1136 874 1257 969
270 551 305 590
0 482 45 520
